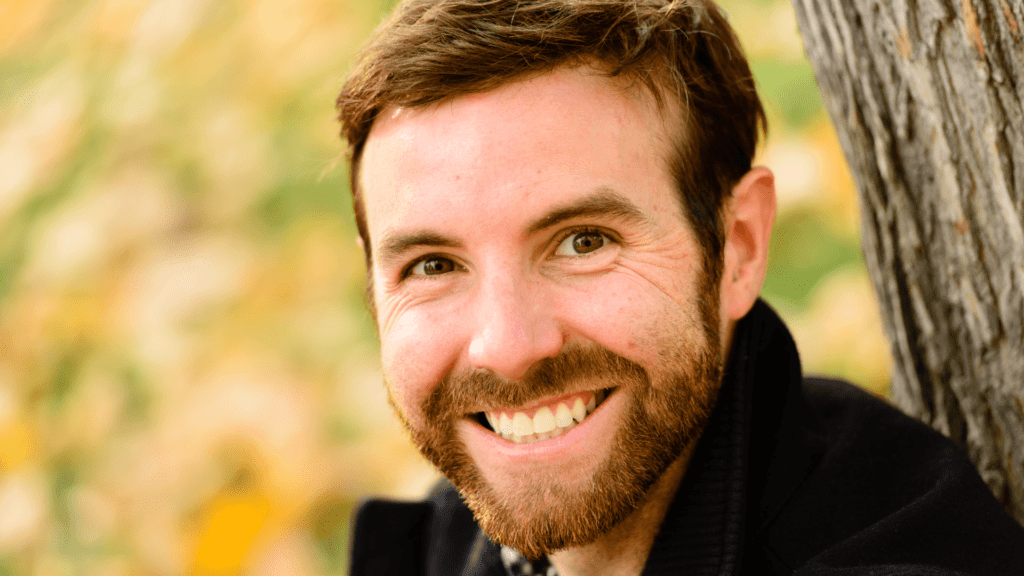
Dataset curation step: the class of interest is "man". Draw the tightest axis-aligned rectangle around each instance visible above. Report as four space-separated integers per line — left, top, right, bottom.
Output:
337 1 1024 574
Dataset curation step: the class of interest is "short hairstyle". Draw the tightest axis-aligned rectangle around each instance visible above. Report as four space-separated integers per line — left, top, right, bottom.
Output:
337 0 766 287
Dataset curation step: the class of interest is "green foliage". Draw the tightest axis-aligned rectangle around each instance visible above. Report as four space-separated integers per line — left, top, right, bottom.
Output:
751 59 824 128
310 496 355 573
764 208 864 308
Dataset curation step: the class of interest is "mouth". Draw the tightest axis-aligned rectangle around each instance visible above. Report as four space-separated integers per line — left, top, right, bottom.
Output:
471 388 615 444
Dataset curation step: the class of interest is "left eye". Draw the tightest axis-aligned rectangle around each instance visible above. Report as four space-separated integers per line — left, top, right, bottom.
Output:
408 256 458 276
554 230 609 256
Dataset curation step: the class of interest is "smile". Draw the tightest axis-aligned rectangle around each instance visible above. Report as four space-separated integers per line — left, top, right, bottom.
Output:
475 388 614 444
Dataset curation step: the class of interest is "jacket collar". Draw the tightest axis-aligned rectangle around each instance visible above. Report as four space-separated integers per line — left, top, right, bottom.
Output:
643 299 824 575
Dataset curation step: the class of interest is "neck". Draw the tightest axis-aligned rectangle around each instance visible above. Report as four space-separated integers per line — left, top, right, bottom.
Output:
547 442 696 576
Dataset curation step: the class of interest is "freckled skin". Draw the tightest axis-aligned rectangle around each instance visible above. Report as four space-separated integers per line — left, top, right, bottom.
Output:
357 64 773 571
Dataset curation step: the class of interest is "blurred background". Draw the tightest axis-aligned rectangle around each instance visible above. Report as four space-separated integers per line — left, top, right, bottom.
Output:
0 0 890 574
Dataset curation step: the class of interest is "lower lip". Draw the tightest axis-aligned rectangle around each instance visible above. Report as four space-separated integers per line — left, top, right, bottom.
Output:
457 388 624 462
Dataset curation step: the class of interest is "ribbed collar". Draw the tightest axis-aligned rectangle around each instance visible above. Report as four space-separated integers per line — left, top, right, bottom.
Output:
643 299 820 575
639 301 761 575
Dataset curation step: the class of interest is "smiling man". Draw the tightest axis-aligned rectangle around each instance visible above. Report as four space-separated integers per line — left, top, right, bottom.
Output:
338 1 1024 575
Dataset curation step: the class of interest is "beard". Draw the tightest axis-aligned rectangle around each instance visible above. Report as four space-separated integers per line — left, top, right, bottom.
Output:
390 282 724 559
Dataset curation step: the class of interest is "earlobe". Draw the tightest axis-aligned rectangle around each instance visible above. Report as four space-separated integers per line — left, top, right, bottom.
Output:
721 166 776 321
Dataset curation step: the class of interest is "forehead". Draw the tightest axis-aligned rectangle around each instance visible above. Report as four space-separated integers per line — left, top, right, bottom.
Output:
358 66 680 243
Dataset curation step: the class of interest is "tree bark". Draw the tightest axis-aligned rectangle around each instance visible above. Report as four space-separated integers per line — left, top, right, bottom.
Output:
789 0 1024 524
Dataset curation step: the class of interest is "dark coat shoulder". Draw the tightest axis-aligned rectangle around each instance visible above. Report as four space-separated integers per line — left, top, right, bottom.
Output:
349 480 497 576
763 377 1024 575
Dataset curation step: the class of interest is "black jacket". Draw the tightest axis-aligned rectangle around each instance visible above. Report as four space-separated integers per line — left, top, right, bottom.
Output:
350 300 1024 575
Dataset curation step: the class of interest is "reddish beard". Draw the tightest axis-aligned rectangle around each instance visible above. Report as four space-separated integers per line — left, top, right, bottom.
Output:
393 314 723 559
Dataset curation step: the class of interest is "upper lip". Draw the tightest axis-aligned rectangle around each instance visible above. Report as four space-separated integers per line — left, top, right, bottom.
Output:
469 388 607 415
466 383 610 414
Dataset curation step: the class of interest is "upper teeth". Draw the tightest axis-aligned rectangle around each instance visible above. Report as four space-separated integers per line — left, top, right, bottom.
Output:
484 390 605 444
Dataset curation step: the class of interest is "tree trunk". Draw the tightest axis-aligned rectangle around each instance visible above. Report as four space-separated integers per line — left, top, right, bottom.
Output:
789 0 1024 524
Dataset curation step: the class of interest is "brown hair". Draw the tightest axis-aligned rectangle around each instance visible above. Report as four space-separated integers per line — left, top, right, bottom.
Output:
337 0 766 287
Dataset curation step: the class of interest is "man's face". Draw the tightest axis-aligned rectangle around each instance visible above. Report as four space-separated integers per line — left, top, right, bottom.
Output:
359 66 725 557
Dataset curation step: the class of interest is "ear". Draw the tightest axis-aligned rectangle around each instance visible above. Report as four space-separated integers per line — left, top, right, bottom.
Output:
721 166 776 321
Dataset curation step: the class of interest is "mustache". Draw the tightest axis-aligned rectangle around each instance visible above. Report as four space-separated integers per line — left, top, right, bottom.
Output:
422 342 650 423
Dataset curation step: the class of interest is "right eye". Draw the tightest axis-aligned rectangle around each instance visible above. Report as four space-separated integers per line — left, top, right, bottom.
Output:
408 256 458 277
554 229 610 256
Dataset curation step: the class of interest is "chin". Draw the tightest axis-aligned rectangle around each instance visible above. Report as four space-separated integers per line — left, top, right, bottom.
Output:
402 340 722 558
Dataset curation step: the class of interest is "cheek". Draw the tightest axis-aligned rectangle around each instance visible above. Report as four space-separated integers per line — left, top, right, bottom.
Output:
554 274 703 362
554 280 661 357
379 301 466 428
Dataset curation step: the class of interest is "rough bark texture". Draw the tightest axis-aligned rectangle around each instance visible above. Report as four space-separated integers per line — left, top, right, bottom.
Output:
789 0 1024 524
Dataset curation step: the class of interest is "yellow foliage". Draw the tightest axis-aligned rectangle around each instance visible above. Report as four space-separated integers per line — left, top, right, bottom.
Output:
191 489 272 575
0 0 56 53
0 419 35 471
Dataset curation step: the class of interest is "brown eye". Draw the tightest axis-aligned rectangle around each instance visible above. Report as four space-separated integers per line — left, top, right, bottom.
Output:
411 257 457 276
555 230 609 256
573 232 605 254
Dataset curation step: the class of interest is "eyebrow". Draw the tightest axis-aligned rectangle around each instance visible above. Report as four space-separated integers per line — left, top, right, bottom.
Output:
525 187 649 235
377 231 463 269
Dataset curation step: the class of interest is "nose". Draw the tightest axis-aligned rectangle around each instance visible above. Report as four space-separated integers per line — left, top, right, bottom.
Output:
466 272 563 381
